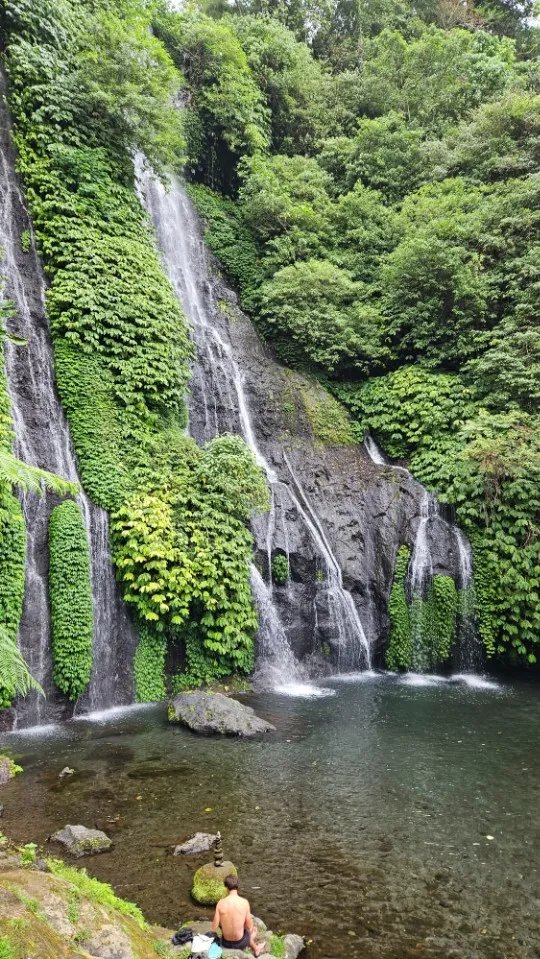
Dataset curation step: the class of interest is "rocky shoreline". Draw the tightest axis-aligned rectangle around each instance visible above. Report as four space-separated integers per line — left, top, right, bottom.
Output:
0 838 305 959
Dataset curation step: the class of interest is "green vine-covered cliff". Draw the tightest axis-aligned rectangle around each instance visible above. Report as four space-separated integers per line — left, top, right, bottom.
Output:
0 0 538 708
156 0 539 669
0 0 269 705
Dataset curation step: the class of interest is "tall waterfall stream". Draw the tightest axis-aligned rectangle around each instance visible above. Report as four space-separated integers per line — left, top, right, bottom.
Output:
0 84 136 728
140 172 371 686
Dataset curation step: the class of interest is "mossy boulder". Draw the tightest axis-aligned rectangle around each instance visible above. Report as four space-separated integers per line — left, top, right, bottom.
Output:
192 861 237 905
50 824 112 858
169 691 275 737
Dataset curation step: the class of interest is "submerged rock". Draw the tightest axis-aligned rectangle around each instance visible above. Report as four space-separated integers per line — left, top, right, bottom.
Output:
50 824 112 858
174 832 217 856
192 861 238 905
169 691 274 737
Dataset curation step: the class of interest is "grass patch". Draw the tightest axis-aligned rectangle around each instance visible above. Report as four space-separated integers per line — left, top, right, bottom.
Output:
47 860 147 929
269 933 286 958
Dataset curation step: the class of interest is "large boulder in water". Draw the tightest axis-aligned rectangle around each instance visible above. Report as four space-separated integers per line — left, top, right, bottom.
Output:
192 861 238 905
50 824 112 857
168 691 274 737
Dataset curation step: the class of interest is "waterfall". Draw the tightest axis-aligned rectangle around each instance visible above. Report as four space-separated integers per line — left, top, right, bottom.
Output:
408 491 436 670
363 434 386 466
454 527 481 672
0 87 136 727
140 171 371 680
364 428 481 671
409 491 436 596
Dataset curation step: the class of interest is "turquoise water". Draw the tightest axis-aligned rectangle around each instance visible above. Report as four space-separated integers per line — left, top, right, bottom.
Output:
0 673 538 959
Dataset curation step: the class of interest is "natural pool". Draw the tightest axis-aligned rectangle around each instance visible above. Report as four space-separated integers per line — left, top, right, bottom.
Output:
0 674 538 959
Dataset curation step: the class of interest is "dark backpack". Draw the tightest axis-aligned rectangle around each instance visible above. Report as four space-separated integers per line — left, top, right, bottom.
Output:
171 928 194 946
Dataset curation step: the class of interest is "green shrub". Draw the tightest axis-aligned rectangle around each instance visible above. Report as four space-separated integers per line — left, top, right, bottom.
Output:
48 501 94 701
133 626 167 703
271 554 289 585
386 546 412 670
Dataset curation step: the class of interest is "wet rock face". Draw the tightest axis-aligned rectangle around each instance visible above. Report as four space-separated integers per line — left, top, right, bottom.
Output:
168 691 275 737
188 266 462 669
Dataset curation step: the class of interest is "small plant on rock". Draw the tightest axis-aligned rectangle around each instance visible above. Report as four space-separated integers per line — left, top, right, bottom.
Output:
271 554 289 585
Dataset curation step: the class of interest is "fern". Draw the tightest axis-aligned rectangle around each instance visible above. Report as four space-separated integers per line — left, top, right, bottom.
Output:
0 623 43 700
0 450 78 497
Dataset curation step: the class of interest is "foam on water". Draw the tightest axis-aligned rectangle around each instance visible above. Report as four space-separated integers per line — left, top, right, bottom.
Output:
273 683 336 698
5 722 62 738
72 703 157 724
401 673 449 687
329 670 381 683
450 673 500 690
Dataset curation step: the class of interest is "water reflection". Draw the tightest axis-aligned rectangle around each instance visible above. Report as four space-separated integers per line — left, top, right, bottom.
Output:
0 680 537 959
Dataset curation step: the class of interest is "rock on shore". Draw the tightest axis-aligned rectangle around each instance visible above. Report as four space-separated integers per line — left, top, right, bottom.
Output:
0 841 305 959
168 691 275 737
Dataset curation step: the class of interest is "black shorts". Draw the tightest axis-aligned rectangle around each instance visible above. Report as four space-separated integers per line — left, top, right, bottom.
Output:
221 929 250 950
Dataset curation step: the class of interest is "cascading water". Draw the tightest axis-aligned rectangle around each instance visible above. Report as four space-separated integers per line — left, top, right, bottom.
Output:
408 491 436 670
0 85 136 726
453 527 481 672
363 434 386 466
364 429 481 671
140 170 371 684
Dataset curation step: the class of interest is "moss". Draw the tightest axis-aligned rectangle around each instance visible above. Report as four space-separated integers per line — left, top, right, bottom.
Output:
298 382 355 447
192 862 238 905
270 934 286 958
0 843 178 958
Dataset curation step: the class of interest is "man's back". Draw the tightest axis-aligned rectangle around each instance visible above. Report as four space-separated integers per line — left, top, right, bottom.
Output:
216 893 250 941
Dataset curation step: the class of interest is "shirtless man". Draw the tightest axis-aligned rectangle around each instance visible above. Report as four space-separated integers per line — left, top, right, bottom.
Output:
212 874 264 956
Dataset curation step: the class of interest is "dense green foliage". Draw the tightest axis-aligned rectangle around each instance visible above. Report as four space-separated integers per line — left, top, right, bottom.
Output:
113 434 269 691
386 546 412 670
48 500 94 701
2 0 270 699
173 0 540 667
133 626 167 704
386 546 459 670
271 554 290 585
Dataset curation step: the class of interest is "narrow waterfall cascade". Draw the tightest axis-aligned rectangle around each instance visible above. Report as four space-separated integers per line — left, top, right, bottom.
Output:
141 171 372 680
0 95 136 727
409 491 436 597
249 566 334 695
453 527 482 671
408 492 437 670
364 431 480 671
363 434 387 466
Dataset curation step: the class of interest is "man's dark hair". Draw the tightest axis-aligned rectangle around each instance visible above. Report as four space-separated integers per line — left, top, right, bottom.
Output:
224 874 239 891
